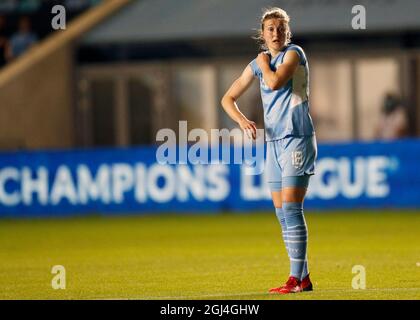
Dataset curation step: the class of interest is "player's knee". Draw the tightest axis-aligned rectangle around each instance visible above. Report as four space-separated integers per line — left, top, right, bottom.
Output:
270 185 282 208
282 202 306 228
281 176 310 202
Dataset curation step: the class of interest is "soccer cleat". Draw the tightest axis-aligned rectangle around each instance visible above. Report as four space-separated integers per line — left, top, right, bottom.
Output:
300 273 313 292
269 276 302 294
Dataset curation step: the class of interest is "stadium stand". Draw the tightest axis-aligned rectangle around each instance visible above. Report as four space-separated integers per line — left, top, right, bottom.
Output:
0 0 102 67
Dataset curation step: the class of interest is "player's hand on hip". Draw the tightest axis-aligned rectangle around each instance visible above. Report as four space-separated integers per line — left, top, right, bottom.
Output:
239 118 257 140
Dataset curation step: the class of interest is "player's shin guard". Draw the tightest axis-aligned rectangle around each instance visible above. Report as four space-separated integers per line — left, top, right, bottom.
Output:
282 202 308 279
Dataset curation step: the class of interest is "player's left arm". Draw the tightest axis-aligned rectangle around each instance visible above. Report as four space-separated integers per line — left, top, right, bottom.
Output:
257 50 300 90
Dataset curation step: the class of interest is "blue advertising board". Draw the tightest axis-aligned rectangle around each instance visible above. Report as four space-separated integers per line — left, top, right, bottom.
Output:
0 139 419 217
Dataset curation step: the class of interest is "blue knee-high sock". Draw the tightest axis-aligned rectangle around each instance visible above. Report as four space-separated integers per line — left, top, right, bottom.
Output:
282 202 308 279
275 208 289 256
275 207 309 278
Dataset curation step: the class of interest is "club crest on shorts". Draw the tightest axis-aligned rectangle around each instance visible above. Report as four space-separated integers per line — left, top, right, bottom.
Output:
291 150 303 169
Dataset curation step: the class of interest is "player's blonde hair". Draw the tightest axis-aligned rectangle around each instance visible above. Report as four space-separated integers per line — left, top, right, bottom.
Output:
254 7 292 50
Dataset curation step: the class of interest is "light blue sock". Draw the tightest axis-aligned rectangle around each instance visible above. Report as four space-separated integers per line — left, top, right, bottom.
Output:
275 207 289 256
282 202 308 279
302 258 309 279
275 207 309 279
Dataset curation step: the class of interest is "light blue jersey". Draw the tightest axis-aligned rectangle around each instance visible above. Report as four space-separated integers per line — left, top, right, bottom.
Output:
249 44 315 141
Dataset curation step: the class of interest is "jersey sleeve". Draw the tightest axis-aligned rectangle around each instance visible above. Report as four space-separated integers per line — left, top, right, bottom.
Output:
249 59 260 77
284 45 307 66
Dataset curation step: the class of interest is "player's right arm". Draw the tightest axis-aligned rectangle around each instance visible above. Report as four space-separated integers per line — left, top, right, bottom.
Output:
221 65 257 139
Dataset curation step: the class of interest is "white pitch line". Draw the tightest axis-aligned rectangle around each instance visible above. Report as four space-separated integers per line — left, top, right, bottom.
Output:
95 292 264 300
91 287 420 300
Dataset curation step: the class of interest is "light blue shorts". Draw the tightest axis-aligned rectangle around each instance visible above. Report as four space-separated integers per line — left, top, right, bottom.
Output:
265 135 317 191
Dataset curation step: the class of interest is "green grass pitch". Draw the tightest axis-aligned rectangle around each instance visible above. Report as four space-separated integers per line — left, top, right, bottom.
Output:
0 210 419 300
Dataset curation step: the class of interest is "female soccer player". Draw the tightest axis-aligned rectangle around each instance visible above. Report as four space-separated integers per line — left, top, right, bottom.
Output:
221 7 317 294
